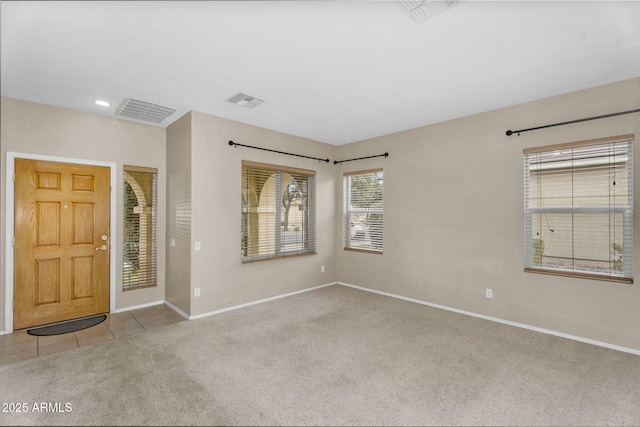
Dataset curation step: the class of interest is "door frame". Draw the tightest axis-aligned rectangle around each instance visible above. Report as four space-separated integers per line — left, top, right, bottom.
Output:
5 152 117 333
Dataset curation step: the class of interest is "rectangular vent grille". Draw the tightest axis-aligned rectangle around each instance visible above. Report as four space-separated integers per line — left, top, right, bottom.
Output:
397 0 460 24
226 92 265 109
115 98 176 124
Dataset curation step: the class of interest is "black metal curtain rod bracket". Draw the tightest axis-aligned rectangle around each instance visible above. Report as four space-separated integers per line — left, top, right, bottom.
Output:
228 141 330 163
506 107 640 136
334 152 389 165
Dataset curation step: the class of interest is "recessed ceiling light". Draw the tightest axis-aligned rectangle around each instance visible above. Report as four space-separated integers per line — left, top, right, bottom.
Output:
94 99 111 107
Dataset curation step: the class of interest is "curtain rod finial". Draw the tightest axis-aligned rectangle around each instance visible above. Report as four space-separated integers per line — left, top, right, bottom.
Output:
506 130 514 136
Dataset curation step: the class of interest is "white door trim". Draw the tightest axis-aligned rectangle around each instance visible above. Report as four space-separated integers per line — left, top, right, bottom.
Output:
5 152 117 334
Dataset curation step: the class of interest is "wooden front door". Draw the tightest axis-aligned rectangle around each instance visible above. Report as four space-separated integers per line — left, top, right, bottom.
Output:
14 159 110 329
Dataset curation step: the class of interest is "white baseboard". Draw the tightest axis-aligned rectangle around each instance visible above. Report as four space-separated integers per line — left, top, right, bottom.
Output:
113 300 166 313
337 282 640 357
189 282 336 320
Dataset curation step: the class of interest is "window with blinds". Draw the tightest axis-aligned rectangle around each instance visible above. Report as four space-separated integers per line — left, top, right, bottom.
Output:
523 135 633 283
343 169 384 254
123 166 158 290
241 161 316 262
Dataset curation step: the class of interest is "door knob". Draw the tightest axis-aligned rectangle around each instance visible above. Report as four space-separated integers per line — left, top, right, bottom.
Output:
96 245 108 251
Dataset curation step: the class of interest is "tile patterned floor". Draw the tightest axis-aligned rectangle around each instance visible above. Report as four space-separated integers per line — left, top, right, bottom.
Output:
0 304 185 366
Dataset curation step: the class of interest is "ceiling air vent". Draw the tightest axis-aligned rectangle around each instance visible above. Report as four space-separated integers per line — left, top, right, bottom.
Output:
226 93 265 109
397 0 460 25
115 98 176 124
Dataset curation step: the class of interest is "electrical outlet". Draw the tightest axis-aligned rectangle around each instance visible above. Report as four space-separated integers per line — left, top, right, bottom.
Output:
170 239 176 247
321 265 325 273
486 289 493 298
194 241 201 251
194 288 200 297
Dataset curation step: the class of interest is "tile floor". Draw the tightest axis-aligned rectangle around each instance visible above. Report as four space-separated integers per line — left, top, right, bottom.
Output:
0 304 186 366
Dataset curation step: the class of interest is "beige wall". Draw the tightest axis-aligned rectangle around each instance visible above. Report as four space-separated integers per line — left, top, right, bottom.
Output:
0 97 167 331
336 77 640 351
167 111 337 317
4 77 640 352
165 112 192 314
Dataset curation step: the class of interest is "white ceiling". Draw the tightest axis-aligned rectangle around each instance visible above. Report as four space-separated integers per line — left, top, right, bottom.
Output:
2 1 640 146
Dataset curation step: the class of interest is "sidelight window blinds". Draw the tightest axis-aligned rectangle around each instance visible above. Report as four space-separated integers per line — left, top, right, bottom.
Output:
343 169 384 254
241 161 316 262
523 135 633 283
123 166 158 290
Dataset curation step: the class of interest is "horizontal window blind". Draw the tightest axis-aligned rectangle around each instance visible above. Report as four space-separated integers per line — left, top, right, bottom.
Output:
343 169 384 253
523 136 633 283
242 161 316 262
123 166 158 290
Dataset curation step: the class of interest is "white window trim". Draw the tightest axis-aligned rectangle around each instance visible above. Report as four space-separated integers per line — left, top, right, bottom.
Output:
343 169 384 254
523 136 634 283
241 161 316 263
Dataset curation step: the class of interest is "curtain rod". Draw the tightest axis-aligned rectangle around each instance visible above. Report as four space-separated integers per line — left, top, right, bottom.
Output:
334 152 388 165
229 141 330 163
506 107 640 136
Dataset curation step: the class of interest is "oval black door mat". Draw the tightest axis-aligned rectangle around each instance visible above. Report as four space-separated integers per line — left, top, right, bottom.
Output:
27 315 107 336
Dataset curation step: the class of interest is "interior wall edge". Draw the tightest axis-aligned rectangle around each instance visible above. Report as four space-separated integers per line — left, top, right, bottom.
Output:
162 300 190 320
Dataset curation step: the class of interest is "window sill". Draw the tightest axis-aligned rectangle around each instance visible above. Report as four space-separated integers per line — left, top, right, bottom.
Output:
524 267 632 284
242 251 317 264
344 247 383 255
123 284 158 291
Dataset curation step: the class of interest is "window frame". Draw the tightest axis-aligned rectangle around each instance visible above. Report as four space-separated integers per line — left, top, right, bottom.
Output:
241 160 316 263
523 135 634 284
343 168 384 255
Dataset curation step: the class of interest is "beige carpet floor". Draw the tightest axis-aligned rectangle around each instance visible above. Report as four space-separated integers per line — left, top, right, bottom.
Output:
0 284 639 426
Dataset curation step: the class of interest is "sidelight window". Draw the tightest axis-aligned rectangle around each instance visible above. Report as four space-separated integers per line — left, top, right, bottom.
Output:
123 166 158 290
